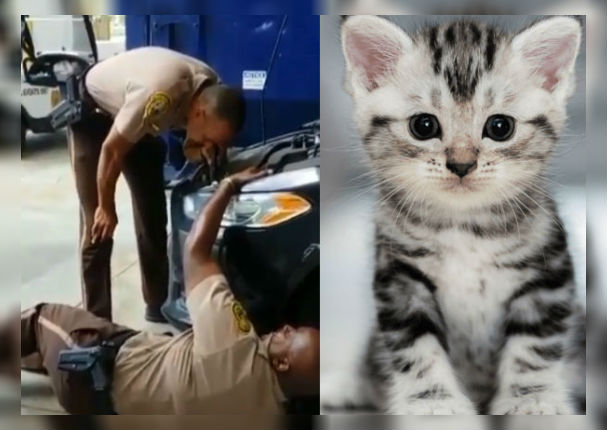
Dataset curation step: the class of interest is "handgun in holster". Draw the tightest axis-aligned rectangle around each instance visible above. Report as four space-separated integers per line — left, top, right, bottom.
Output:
57 341 118 413
49 71 91 130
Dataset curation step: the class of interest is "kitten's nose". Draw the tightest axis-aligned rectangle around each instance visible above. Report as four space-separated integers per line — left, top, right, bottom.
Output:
446 161 478 178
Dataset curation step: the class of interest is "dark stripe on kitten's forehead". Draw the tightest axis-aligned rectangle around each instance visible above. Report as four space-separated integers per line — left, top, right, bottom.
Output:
469 22 482 44
445 24 456 46
424 21 503 102
429 27 442 74
485 28 497 71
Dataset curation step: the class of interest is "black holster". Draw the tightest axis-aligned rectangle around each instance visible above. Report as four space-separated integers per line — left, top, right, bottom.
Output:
58 341 119 414
50 74 85 129
51 65 97 129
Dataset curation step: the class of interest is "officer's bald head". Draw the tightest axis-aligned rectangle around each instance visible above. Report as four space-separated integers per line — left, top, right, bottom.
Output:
199 84 246 132
267 325 319 398
186 84 246 153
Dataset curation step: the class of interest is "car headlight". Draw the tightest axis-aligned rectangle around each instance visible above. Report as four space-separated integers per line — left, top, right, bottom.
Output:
183 192 311 228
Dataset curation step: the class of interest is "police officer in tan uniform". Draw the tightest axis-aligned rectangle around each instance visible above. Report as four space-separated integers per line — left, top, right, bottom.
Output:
16 167 320 414
70 46 246 322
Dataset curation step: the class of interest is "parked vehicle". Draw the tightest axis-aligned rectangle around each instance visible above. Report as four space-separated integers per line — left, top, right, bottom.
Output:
20 15 125 152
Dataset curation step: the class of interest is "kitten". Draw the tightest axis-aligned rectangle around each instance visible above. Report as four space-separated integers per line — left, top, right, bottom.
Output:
338 16 584 414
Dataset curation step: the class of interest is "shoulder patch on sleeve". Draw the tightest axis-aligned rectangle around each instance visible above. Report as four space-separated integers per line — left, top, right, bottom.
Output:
143 92 172 131
232 301 251 333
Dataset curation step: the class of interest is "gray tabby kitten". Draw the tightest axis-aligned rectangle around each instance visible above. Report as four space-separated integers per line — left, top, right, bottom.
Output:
339 16 584 414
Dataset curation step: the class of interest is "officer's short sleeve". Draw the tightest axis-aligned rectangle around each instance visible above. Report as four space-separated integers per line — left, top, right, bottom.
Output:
113 81 151 143
186 274 255 355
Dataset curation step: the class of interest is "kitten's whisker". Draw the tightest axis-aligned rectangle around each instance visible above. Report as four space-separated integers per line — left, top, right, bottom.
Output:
325 175 400 206
377 183 411 213
510 183 566 232
331 183 386 206
530 174 571 190
394 184 420 227
515 179 554 201
340 174 387 191
391 189 413 227
400 182 426 227
495 186 522 240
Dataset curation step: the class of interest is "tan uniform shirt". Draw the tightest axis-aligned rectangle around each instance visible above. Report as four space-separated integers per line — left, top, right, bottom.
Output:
111 275 286 414
85 46 219 143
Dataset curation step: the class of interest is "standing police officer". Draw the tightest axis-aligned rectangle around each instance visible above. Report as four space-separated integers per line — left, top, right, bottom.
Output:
70 46 245 322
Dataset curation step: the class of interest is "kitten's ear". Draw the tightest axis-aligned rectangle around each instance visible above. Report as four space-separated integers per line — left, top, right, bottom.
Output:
341 15 412 94
511 17 581 93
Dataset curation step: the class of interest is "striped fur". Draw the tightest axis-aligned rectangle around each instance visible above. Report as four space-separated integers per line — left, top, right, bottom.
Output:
335 16 584 415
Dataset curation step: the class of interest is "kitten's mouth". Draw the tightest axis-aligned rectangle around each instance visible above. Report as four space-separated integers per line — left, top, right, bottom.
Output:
442 177 479 193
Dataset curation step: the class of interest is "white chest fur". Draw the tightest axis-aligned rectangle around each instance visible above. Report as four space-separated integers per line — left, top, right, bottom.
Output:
414 229 526 395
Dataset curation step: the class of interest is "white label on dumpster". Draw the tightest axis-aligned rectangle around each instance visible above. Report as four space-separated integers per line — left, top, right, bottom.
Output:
242 70 266 90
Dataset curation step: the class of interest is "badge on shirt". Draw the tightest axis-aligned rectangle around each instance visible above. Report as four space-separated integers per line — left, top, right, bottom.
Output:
143 91 172 132
232 301 251 333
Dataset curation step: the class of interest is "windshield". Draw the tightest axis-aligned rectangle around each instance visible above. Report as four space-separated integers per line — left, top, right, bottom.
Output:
24 15 95 61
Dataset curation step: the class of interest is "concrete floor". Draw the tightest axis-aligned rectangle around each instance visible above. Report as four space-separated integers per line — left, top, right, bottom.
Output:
17 132 176 415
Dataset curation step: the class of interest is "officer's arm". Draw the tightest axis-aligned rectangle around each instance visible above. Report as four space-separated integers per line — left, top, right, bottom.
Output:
183 179 234 296
97 125 136 215
184 168 269 295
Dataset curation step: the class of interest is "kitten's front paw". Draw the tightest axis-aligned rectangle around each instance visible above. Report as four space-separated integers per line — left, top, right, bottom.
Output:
391 396 477 415
490 396 574 415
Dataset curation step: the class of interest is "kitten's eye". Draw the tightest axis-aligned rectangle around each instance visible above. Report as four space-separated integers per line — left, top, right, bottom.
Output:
409 114 441 140
483 115 515 141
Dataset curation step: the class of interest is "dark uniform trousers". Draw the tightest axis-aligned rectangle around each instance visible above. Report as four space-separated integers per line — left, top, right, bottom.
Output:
21 304 138 414
67 112 168 320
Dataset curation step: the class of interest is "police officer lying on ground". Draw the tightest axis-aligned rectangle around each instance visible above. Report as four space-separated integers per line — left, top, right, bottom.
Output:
16 167 320 414
71 46 245 322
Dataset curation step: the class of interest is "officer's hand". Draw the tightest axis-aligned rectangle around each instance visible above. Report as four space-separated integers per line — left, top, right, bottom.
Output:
228 167 272 191
91 207 118 244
